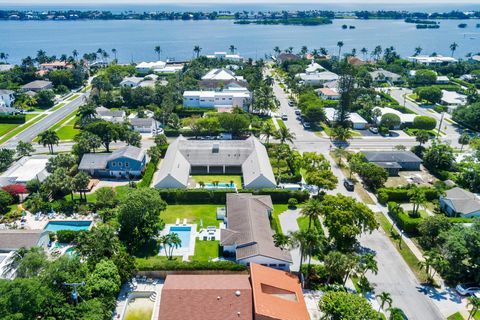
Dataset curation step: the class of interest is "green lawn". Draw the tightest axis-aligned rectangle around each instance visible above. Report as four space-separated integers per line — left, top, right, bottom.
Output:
0 123 18 137
0 114 48 144
161 204 221 231
447 312 464 320
67 94 79 101
277 118 287 130
191 240 220 261
50 102 66 111
56 116 80 141
271 204 290 234
191 175 242 188
297 216 309 231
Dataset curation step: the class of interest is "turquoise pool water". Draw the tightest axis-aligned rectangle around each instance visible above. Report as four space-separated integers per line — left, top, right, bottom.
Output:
204 183 236 189
169 226 191 248
44 221 92 232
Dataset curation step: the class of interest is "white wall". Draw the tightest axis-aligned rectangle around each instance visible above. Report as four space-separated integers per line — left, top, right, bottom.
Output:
238 256 291 271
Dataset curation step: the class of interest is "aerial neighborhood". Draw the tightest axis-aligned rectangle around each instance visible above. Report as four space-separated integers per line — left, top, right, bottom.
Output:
0 6 480 320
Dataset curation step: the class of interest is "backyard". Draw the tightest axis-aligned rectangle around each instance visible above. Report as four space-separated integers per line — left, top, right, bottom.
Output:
190 175 242 189
161 204 221 231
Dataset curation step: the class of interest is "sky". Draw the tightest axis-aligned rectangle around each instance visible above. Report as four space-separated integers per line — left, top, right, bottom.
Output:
1 0 479 4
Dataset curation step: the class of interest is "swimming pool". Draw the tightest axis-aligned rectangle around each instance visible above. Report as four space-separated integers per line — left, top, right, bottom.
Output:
204 182 236 189
122 291 155 320
44 220 92 232
168 226 191 249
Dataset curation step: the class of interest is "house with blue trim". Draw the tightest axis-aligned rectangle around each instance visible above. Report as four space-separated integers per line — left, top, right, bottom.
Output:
78 146 147 179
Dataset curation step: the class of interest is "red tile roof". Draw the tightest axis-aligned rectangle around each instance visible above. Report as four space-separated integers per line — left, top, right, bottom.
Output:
158 274 253 320
250 264 310 320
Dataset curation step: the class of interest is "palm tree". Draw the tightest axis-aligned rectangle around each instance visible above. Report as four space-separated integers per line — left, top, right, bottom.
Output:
458 132 471 151
300 45 308 56
77 104 97 127
193 45 202 58
467 296 480 320
376 292 393 312
167 233 182 259
229 45 236 54
331 126 353 142
319 47 328 56
38 130 59 154
337 41 344 58
358 253 378 277
2 248 27 277
275 126 295 145
408 185 426 217
288 229 309 271
273 233 291 250
261 122 275 143
72 49 78 61
415 130 430 146
154 46 162 60
101 50 109 63
414 46 422 56
0 52 8 63
450 42 458 57
273 46 281 56
111 48 117 61
360 47 368 60
301 198 322 231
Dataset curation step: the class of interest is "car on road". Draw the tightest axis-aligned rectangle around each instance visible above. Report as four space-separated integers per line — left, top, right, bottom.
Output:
288 100 295 107
302 122 311 129
369 127 379 134
281 114 288 121
343 179 355 191
456 283 480 296
294 109 301 116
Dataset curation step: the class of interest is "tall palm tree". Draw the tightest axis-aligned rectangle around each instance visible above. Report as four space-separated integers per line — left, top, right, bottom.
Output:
358 253 378 277
331 126 353 142
167 233 182 259
415 130 430 146
38 130 59 154
414 46 423 56
301 198 322 230
273 46 281 56
77 104 97 127
111 48 117 61
300 45 308 55
376 292 393 312
288 229 309 270
154 45 162 60
467 296 480 320
337 41 344 58
276 126 295 145
193 45 202 58
261 122 275 143
458 132 471 151
72 49 79 61
319 47 328 56
229 45 236 54
0 52 8 63
360 47 368 60
101 50 109 63
450 42 458 57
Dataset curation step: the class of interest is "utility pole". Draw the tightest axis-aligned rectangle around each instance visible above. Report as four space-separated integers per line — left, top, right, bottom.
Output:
63 282 85 305
437 112 445 138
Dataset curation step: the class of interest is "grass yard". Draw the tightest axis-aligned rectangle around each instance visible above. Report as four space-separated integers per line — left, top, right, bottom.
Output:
191 175 242 188
67 94 79 101
0 114 47 144
0 123 18 137
56 116 80 141
161 204 220 231
191 240 220 261
375 212 429 283
50 102 66 111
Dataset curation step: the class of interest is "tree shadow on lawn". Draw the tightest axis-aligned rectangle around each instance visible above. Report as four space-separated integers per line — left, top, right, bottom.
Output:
133 239 160 258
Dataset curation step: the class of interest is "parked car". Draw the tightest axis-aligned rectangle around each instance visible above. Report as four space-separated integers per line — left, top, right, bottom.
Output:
369 127 379 134
294 109 301 116
303 122 311 129
281 114 288 121
288 100 295 107
343 179 355 191
456 283 480 296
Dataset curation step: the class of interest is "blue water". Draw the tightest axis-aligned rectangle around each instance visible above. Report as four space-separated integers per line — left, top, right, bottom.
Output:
169 226 191 248
44 220 92 232
1 17 479 63
204 182 236 189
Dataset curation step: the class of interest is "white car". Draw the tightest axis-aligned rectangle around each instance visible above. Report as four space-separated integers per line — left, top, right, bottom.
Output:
456 283 480 296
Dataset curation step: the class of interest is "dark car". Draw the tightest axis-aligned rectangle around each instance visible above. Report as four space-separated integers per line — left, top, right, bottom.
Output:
343 179 355 191
288 100 295 107
303 122 311 129
294 109 301 116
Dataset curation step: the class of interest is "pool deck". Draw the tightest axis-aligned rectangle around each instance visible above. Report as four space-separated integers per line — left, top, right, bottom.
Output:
159 224 197 258
21 212 95 230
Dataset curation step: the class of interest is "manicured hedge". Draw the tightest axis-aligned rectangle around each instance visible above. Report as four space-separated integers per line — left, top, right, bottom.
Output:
387 202 421 235
176 107 216 118
0 114 26 124
136 259 247 271
137 157 159 188
157 188 310 204
377 187 439 204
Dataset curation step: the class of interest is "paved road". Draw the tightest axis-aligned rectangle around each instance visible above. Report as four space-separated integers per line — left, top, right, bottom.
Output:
270 70 446 319
1 93 88 149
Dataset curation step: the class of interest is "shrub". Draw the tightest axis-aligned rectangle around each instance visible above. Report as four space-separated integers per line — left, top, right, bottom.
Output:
387 202 421 235
136 259 247 271
288 198 298 208
380 113 401 130
0 114 26 124
413 116 437 130
137 157 159 188
0 190 14 214
55 230 83 243
377 187 439 204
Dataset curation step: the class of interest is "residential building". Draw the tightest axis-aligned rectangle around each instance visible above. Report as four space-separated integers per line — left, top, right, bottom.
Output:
316 88 340 100
0 106 19 114
0 230 50 253
0 64 15 72
221 193 292 270
362 151 422 176
78 146 147 178
324 108 368 130
183 87 251 111
436 76 450 84
297 70 339 85
369 69 402 83
200 68 247 90
120 76 144 88
21 80 53 92
304 62 324 73
95 106 126 123
0 89 15 107
135 61 166 74
153 136 277 189
130 117 158 134
250 263 310 320
206 52 244 62
440 187 480 218
441 90 467 112
347 56 367 66
276 53 300 63
408 55 458 65
158 274 253 320
0 155 51 187
470 55 480 63
373 106 417 128
39 60 72 71
323 79 339 90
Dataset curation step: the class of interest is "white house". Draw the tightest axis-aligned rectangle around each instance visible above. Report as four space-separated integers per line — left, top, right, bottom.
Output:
120 76 144 88
0 89 15 108
135 61 166 74
324 107 368 130
183 87 251 111
297 70 339 85
0 155 52 187
130 117 158 134
95 106 126 123
221 193 292 270
408 55 458 65
206 52 244 62
369 69 402 83
373 106 417 128
440 187 480 218
201 68 245 82
441 90 467 113
436 76 450 84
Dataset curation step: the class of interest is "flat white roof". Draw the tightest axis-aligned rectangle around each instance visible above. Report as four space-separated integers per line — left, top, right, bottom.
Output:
1 156 50 184
374 106 417 123
184 90 250 98
441 90 467 105
324 108 367 124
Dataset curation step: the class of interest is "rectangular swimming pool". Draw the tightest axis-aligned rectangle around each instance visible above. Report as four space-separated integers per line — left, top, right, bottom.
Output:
204 182 236 189
44 220 92 232
168 226 191 249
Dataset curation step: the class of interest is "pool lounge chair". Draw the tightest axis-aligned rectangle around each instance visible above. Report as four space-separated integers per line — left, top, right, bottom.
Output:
182 218 187 226
175 218 180 225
